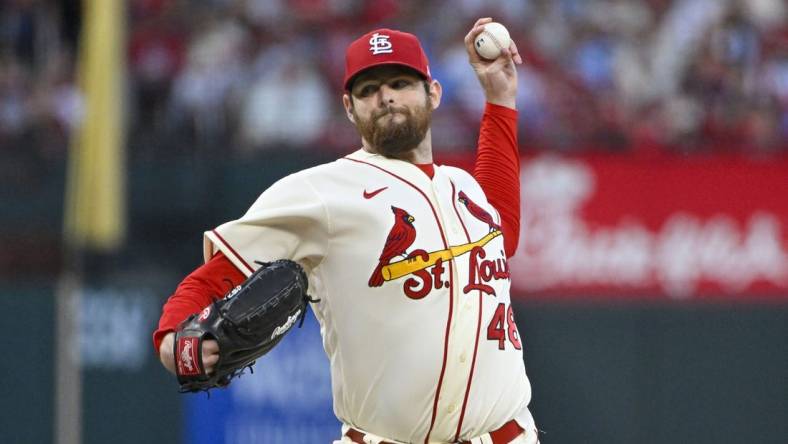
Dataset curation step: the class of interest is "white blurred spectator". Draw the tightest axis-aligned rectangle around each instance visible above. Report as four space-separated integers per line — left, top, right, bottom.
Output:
661 93 703 146
650 0 728 97
170 16 249 137
739 0 785 30
38 51 83 134
238 45 330 150
760 48 788 106
0 59 30 135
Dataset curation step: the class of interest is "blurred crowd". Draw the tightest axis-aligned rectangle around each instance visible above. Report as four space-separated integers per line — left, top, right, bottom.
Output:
1 0 787 161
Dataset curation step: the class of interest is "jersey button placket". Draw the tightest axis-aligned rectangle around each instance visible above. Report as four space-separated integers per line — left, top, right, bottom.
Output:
433 177 474 433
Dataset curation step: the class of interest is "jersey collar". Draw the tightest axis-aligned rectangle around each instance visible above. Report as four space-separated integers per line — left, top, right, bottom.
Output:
344 148 436 188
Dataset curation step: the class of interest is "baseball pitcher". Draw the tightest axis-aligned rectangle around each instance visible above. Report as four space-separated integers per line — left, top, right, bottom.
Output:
154 17 540 444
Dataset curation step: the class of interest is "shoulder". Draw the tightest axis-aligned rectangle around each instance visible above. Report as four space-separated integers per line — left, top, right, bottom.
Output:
437 164 493 205
246 161 343 209
294 155 372 180
438 164 473 180
270 157 356 187
258 154 375 206
438 164 481 190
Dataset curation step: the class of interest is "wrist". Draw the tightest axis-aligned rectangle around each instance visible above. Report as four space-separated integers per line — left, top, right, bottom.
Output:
485 97 516 110
485 102 519 119
159 332 176 374
485 96 516 110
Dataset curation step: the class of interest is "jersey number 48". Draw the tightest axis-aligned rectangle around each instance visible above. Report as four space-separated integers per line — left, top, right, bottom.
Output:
487 303 522 350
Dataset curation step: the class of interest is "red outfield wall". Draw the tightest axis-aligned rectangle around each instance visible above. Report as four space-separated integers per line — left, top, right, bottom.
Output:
440 153 788 300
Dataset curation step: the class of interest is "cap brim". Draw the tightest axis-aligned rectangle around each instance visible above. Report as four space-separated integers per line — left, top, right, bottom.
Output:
345 61 430 91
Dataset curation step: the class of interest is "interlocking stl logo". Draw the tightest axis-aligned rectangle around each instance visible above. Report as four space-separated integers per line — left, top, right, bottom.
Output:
369 33 393 55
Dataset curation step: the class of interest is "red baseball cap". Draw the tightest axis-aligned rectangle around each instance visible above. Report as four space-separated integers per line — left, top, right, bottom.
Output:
343 28 431 91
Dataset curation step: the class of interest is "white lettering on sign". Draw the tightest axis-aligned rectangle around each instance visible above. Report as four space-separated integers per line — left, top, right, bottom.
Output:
514 156 788 297
78 288 156 370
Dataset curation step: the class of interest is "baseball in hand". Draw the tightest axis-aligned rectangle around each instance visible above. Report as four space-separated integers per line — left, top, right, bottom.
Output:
474 22 511 60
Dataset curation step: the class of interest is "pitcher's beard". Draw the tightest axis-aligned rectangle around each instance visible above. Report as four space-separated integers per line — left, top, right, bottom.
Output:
353 101 433 159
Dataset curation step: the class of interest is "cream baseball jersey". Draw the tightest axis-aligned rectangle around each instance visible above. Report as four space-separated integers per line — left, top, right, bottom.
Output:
203 149 532 443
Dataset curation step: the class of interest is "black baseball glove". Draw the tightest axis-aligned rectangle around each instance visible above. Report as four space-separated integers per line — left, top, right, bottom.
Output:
173 259 313 393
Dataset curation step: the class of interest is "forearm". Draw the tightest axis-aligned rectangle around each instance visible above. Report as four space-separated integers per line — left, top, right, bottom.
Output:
473 103 520 257
482 87 517 110
153 252 246 355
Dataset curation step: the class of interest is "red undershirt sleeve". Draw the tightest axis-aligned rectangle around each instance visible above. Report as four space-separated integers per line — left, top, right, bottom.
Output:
152 251 246 353
474 102 521 257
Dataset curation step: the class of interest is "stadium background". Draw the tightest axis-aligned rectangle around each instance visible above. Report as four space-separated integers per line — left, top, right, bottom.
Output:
1 0 786 443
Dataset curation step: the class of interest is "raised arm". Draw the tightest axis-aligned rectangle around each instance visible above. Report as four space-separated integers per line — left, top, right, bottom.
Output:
464 18 522 257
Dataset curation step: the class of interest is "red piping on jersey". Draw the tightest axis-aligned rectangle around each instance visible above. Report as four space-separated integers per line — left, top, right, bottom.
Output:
210 229 255 274
449 180 484 442
342 157 454 444
449 179 473 256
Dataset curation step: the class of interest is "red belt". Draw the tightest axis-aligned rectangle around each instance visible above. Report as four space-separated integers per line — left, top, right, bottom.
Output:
345 419 523 444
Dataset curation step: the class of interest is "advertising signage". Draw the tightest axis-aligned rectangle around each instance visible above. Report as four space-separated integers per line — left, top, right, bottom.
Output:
509 154 788 299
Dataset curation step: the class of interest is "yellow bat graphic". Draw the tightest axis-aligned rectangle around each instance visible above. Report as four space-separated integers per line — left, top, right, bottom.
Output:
381 230 502 281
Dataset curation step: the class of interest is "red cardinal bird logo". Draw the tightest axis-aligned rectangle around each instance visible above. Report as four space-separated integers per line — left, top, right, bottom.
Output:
368 206 417 287
458 191 501 232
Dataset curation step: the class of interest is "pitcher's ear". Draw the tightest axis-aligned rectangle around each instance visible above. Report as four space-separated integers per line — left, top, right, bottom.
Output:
342 94 355 123
429 79 442 110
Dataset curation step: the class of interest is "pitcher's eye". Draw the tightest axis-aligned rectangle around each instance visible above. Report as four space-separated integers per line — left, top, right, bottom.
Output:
356 84 378 97
391 79 411 89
